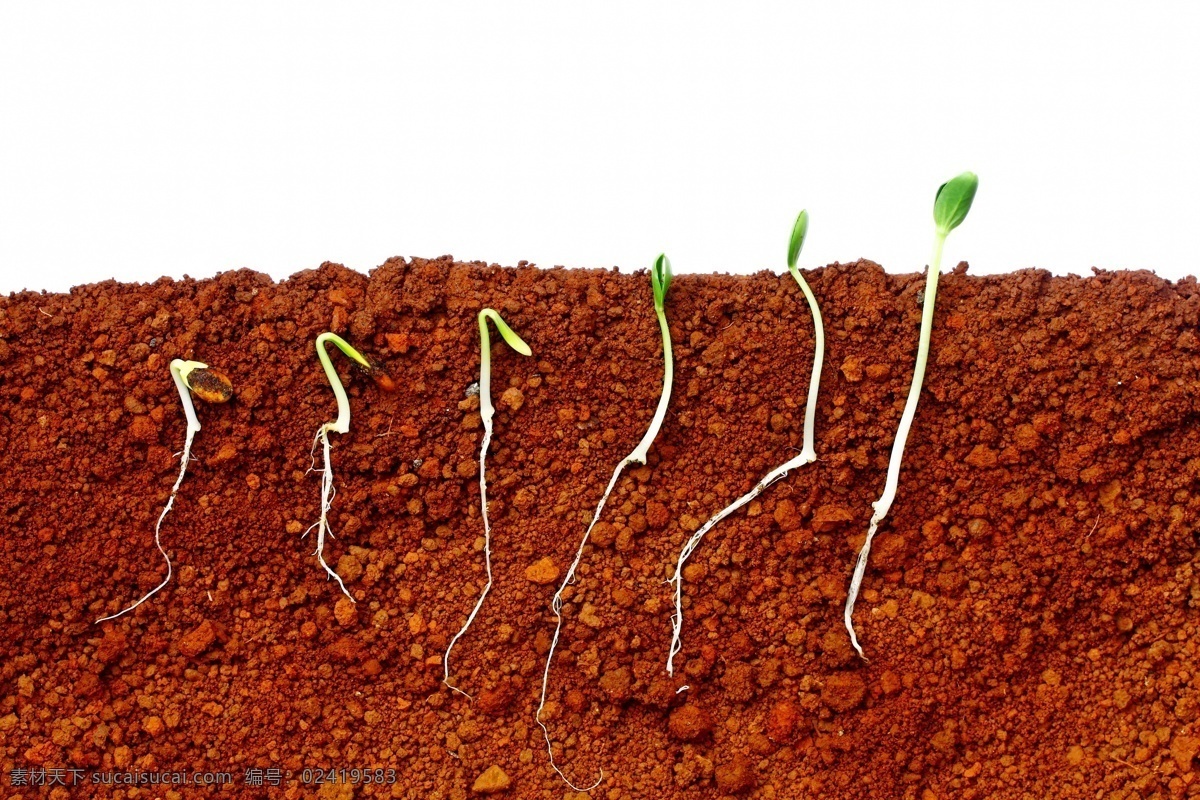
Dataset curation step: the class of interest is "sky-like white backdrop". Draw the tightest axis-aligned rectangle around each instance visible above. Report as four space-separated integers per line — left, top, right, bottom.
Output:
1 2 1197 294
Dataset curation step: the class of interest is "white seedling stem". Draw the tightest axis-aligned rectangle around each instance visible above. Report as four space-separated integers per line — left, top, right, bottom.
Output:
844 172 977 658
626 277 674 464
536 255 673 792
790 262 825 464
443 309 531 698
304 332 370 603
667 213 824 675
843 235 943 657
96 359 206 623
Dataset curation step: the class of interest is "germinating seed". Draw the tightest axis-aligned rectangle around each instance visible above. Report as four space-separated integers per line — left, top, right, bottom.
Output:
96 359 229 623
183 367 234 404
304 332 391 602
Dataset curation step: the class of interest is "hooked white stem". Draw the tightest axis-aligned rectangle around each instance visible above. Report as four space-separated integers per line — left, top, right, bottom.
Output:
96 359 205 623
304 333 371 602
443 310 531 697
315 332 366 435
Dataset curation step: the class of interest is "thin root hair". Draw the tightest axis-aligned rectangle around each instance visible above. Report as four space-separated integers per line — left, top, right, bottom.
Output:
843 510 883 660
536 459 628 789
442 424 495 697
666 450 814 674
534 711 605 793
96 428 197 623
309 425 353 602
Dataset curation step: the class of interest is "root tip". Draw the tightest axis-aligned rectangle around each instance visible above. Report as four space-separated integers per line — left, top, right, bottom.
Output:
444 680 473 701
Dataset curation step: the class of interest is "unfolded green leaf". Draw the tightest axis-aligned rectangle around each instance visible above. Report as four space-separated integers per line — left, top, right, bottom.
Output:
933 172 979 235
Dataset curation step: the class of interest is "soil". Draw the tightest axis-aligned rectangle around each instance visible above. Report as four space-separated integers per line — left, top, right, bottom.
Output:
2 256 1200 799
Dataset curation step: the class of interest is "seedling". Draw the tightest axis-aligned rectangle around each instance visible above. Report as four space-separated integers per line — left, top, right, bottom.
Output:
536 254 674 791
96 359 232 623
443 309 532 697
844 172 978 657
305 332 392 601
666 210 825 675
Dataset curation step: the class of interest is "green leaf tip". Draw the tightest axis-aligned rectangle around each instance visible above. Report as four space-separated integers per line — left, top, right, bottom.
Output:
479 309 533 356
787 210 809 271
651 253 672 310
933 172 979 236
316 332 370 368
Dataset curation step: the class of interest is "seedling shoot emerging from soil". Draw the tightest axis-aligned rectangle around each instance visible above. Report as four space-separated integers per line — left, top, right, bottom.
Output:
96 359 232 623
443 309 532 697
666 210 825 675
536 254 674 791
844 172 979 658
306 332 392 601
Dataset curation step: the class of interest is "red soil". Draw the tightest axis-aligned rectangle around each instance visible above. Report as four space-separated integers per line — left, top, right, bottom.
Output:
1 257 1199 799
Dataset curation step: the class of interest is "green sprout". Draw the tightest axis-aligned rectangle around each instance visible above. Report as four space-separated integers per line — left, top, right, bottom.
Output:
666 210 825 676
536 254 674 792
787 210 824 464
844 172 978 658
628 253 674 462
97 359 233 623
443 309 532 697
306 332 392 601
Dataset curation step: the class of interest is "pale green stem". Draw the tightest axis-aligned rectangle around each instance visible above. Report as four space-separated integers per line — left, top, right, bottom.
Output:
844 232 946 658
628 303 673 464
478 314 497 426
788 265 825 462
315 332 368 435
305 333 369 602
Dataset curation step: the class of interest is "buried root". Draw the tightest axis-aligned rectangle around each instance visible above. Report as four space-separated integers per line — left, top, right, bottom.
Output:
95 426 195 623
304 425 353 601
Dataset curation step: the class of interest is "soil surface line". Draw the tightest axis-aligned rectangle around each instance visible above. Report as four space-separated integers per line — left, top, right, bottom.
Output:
2 257 1199 798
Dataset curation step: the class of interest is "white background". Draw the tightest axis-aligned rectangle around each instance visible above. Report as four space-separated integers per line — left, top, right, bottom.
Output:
1 2 1197 295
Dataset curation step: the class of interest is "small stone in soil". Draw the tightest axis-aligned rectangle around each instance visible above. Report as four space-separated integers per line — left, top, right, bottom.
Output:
471 764 511 793
178 620 218 658
715 753 757 794
523 557 559 584
822 672 867 711
500 387 524 411
334 598 357 626
668 704 714 741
